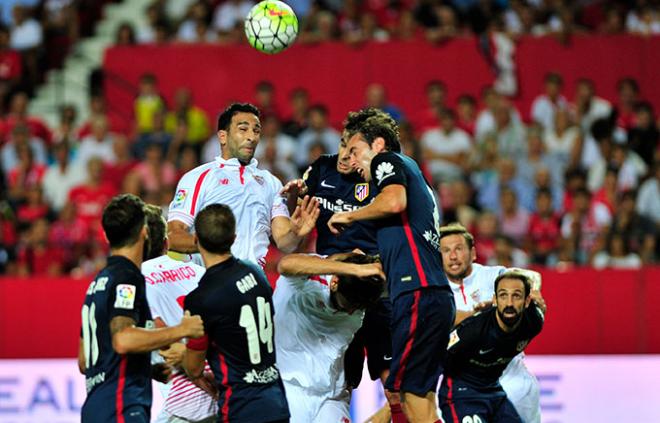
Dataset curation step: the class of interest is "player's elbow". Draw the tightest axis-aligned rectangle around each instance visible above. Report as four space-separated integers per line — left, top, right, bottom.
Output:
277 255 296 275
112 334 132 355
386 195 407 214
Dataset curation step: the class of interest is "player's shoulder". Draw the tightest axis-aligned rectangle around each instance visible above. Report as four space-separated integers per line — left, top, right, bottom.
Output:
313 154 339 170
254 165 284 190
178 161 218 184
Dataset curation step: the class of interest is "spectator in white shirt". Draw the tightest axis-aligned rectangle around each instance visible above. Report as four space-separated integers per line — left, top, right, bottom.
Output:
75 116 116 167
530 72 568 132
1 124 47 177
42 142 86 212
421 108 472 183
636 162 660 225
9 5 42 51
543 108 582 172
295 104 340 169
572 78 612 134
211 0 253 33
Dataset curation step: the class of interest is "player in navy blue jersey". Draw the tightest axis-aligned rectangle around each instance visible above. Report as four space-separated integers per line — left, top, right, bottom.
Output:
298 109 394 395
328 114 455 423
182 204 290 423
439 271 546 423
78 194 205 423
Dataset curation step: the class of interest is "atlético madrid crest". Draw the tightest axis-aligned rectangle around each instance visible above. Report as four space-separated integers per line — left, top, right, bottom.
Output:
355 183 369 202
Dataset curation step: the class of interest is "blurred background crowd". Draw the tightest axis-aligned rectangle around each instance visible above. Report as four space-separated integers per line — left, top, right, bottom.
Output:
0 0 658 278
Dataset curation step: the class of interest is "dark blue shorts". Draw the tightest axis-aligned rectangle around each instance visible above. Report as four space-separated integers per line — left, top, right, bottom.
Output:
384 288 455 395
438 377 522 423
81 403 149 423
219 380 290 423
344 297 393 387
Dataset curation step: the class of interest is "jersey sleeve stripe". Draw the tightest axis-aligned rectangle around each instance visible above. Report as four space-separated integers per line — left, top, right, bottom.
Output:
115 356 127 423
446 377 460 423
190 168 212 215
393 289 420 391
400 210 429 288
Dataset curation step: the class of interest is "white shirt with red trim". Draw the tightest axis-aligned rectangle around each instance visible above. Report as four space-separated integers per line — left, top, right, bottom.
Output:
449 263 506 311
168 156 289 267
142 255 217 421
273 273 364 398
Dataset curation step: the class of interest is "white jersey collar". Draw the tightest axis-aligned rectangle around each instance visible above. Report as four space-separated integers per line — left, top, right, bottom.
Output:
215 156 259 168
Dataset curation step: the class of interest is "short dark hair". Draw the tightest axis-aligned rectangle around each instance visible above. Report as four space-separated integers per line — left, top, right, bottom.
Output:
544 72 563 85
426 80 446 91
144 204 166 260
102 194 146 249
439 108 456 120
494 270 531 297
194 204 236 254
536 187 552 199
139 73 157 84
356 113 401 153
343 108 398 141
457 94 476 106
617 77 639 93
439 223 475 248
336 255 384 309
217 102 260 132
255 80 274 92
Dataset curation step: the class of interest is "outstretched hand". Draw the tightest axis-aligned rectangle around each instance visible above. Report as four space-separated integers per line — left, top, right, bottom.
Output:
290 195 320 237
280 179 308 197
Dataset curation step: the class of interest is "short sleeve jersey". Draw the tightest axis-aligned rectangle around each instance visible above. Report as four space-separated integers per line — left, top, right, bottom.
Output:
303 154 378 255
168 157 289 267
80 256 152 418
185 257 289 422
273 272 364 396
370 152 448 299
451 264 506 312
445 304 545 388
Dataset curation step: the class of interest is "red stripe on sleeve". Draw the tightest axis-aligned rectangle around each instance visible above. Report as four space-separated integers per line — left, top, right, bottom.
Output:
190 169 212 215
401 211 429 287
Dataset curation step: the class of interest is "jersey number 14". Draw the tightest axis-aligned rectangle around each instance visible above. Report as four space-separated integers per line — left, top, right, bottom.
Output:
239 297 273 365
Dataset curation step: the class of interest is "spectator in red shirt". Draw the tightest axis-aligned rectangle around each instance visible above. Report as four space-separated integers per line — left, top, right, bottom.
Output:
526 188 561 265
49 202 89 270
456 94 477 136
7 143 46 204
416 80 447 132
103 134 137 191
0 25 21 114
2 92 53 145
16 186 53 227
615 78 640 132
68 157 116 231
16 218 65 277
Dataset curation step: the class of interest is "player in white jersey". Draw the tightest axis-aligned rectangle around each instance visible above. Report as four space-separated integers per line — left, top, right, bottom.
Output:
167 103 318 267
143 205 217 423
439 223 543 423
274 253 385 423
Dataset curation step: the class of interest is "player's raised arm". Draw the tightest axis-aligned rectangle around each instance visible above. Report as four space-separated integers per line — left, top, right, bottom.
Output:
111 311 204 355
278 253 384 280
167 221 198 254
271 195 320 252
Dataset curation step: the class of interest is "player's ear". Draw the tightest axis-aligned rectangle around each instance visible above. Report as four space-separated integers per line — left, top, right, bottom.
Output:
217 129 227 146
329 277 339 292
372 137 386 153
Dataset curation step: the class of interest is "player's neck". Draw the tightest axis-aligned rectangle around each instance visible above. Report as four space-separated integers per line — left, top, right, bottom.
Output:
110 245 144 269
201 252 233 269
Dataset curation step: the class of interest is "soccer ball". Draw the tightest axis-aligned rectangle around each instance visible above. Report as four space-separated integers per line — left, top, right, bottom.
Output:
244 1 299 54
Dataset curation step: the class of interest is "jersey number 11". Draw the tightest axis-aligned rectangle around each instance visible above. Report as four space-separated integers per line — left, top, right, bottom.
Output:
239 297 273 365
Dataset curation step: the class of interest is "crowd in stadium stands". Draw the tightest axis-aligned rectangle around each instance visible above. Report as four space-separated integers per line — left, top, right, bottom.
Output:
105 0 660 48
0 0 658 277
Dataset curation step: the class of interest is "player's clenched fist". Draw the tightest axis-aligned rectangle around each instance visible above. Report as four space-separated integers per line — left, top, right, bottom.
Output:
180 310 205 338
328 212 353 234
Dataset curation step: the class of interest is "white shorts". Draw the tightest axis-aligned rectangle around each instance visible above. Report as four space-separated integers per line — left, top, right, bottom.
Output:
283 382 351 423
500 354 541 423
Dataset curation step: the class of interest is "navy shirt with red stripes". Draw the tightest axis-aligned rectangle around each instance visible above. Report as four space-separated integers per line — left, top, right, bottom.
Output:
185 257 289 423
369 152 449 299
303 154 379 255
81 256 153 422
